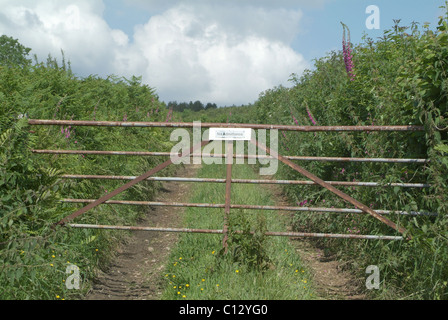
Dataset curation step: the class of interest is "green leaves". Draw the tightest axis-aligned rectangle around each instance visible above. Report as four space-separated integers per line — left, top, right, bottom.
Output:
249 9 448 299
0 35 32 68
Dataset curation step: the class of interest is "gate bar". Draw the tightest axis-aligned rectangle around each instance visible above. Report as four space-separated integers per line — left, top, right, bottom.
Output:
68 223 403 240
53 139 211 226
28 119 424 132
60 174 431 188
250 138 409 237
32 149 429 164
60 198 437 216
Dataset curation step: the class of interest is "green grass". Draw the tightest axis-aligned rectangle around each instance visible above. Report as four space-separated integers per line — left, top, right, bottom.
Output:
160 160 316 300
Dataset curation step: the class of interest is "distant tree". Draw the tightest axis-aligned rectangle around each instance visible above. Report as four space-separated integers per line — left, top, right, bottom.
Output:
168 101 183 111
205 102 218 110
179 102 189 111
0 35 32 68
192 100 204 111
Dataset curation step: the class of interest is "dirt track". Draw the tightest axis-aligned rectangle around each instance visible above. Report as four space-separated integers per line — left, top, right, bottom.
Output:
85 164 201 300
85 164 365 300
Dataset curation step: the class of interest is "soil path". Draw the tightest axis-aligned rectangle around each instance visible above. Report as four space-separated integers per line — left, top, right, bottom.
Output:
84 163 365 300
261 175 367 300
85 164 201 300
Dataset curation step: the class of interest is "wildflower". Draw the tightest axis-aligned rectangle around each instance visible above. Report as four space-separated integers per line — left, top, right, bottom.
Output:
50 264 54 267
211 251 215 255
182 295 186 298
305 104 317 125
52 255 55 258
341 22 356 81
186 284 190 288
202 279 205 282
235 270 239 273
166 107 173 122
291 113 299 126
56 295 60 299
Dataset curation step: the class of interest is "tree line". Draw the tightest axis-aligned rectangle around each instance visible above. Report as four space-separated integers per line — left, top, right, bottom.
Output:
166 100 218 112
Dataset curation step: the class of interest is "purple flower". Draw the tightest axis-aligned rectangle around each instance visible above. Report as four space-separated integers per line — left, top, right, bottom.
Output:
341 22 356 81
305 105 317 125
290 111 299 126
166 108 173 122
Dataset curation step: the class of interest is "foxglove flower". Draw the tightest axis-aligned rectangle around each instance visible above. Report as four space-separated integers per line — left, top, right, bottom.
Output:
304 103 317 125
341 22 355 81
290 110 299 126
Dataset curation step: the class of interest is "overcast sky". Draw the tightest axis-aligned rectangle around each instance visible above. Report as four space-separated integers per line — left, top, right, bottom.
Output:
0 0 444 106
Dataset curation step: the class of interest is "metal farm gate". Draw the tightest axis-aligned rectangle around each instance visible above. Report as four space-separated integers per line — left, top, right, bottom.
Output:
29 119 433 251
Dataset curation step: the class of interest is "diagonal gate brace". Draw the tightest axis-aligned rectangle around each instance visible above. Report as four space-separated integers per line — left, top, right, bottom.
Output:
249 138 409 239
54 140 211 227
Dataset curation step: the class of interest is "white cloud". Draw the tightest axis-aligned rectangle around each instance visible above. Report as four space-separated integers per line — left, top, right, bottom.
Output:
0 0 124 73
116 3 309 105
0 0 309 105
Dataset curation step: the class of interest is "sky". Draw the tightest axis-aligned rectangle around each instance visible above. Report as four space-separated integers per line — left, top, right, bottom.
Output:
0 0 445 106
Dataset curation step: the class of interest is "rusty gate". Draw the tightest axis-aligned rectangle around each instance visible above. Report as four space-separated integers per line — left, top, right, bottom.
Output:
29 119 434 250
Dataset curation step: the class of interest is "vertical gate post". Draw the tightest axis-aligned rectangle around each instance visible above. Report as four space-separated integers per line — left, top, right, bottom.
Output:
223 140 233 254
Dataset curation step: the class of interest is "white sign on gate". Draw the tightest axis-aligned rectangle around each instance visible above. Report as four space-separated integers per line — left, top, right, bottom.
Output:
209 128 252 141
